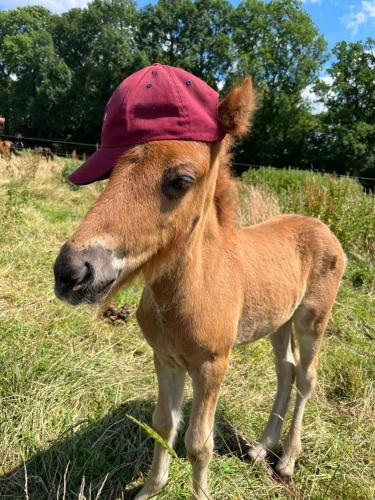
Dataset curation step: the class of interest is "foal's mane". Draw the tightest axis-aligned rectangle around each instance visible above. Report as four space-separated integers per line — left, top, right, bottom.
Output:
214 143 238 228
214 76 256 229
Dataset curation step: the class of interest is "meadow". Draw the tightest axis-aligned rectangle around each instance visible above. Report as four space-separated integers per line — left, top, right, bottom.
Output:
0 154 374 499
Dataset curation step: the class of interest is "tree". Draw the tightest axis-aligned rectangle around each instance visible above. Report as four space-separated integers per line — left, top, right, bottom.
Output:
0 0 331 167
0 6 72 136
138 0 234 88
232 0 327 167
51 0 142 141
315 38 375 176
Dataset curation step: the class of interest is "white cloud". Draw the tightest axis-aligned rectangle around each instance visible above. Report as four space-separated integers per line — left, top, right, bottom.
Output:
302 75 333 115
341 0 375 34
302 0 322 4
0 0 90 14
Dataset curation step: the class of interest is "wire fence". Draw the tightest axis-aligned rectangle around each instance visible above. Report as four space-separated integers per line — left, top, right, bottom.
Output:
1 132 374 188
0 133 97 161
0 133 98 149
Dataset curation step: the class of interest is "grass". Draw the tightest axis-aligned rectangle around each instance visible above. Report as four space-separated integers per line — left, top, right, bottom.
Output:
243 167 375 257
0 155 374 499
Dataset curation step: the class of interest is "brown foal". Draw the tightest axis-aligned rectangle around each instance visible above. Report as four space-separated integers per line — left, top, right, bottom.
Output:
54 79 346 499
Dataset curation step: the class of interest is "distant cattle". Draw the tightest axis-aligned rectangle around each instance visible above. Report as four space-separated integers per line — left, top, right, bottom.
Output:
11 140 24 155
34 146 54 160
0 140 13 160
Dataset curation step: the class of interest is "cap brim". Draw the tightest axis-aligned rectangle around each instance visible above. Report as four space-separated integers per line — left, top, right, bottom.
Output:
68 145 130 185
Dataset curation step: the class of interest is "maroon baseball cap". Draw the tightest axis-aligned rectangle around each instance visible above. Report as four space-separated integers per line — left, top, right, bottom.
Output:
69 63 225 185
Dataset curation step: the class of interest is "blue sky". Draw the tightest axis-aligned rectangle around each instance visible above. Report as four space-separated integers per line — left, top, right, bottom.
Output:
0 0 374 49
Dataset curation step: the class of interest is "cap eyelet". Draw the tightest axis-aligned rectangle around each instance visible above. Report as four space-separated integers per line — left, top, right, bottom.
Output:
185 80 192 86
146 83 152 88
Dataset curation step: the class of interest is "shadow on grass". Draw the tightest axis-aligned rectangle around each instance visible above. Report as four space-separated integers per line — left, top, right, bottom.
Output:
0 400 257 499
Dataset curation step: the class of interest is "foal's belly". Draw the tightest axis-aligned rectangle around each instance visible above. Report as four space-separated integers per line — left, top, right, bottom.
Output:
235 300 298 346
235 314 282 345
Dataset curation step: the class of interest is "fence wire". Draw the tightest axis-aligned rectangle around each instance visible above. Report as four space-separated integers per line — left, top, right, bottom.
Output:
1 133 374 186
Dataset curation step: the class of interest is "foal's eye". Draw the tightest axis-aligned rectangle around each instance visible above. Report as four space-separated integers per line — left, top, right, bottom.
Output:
162 173 195 200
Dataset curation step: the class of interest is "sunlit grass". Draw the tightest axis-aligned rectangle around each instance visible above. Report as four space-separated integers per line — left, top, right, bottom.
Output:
0 156 374 498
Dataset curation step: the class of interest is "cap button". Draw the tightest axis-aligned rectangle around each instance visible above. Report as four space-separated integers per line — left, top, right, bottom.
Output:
185 80 192 86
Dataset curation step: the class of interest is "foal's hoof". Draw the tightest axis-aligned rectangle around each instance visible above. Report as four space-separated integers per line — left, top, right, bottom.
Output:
134 479 168 499
134 488 155 499
248 443 268 462
134 492 149 500
274 456 295 480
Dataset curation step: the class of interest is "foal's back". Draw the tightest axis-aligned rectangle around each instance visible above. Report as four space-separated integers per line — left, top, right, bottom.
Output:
235 214 346 345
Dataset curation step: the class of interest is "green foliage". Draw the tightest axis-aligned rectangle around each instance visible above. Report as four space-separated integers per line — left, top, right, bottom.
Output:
51 0 142 141
232 0 327 167
61 159 80 189
0 7 72 136
242 166 375 256
233 0 327 93
315 38 375 176
138 0 234 87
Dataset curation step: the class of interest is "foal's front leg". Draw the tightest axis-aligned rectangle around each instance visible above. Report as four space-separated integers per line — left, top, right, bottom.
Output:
185 357 229 500
135 354 186 499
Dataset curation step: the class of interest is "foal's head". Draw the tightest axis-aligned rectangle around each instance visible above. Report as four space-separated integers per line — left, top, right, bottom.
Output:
54 78 255 305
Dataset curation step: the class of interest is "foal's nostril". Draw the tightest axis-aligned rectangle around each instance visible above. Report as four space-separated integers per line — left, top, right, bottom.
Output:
83 261 94 282
72 261 94 291
54 243 120 305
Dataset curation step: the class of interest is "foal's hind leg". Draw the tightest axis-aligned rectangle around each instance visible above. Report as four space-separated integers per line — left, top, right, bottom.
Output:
249 321 296 462
275 305 330 479
135 354 185 499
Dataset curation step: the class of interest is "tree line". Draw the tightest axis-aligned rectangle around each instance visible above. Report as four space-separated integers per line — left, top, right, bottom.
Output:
0 0 373 176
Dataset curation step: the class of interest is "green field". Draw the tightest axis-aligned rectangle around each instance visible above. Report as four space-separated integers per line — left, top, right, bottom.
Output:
0 154 374 499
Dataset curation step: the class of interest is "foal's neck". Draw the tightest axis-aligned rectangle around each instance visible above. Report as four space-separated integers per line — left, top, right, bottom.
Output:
148 163 238 302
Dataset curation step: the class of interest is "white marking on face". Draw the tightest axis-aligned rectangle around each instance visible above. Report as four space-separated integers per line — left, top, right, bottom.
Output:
81 238 156 280
111 251 155 277
112 255 127 271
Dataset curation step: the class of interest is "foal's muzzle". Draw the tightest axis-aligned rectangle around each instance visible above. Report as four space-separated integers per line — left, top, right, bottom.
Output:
54 243 120 305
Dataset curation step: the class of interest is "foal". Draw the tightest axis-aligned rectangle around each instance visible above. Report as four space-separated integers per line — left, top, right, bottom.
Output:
54 78 345 499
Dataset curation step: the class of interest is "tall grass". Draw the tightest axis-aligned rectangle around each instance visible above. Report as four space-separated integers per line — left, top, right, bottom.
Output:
237 183 281 226
242 167 375 257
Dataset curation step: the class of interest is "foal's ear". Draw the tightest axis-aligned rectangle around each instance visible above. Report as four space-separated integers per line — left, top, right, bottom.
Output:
218 77 256 138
